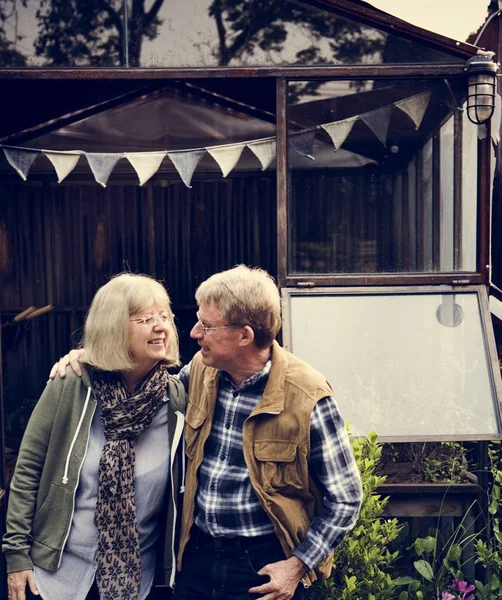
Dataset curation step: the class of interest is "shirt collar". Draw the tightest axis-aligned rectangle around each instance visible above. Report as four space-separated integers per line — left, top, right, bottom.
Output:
219 359 272 391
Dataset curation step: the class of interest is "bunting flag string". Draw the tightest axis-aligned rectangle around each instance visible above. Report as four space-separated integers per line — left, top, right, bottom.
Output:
0 91 433 187
361 105 393 147
321 116 358 151
207 144 246 177
44 150 82 183
167 149 206 188
2 146 40 181
86 152 123 187
125 151 168 186
395 91 432 130
288 130 316 160
246 138 276 170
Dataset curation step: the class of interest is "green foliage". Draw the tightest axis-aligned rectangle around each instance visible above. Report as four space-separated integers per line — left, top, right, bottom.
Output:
380 442 468 484
309 432 406 600
420 442 467 483
404 513 479 600
474 441 502 599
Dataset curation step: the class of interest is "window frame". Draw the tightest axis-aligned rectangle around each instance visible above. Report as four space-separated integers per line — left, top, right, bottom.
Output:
276 73 492 288
281 284 502 442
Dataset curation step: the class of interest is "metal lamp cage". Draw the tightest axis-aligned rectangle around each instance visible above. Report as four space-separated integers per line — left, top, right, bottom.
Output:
465 52 498 125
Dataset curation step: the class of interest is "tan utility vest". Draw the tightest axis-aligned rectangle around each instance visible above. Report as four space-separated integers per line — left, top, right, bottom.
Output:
177 340 335 586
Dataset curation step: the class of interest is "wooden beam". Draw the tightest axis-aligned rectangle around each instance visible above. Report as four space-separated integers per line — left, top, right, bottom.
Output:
0 64 466 80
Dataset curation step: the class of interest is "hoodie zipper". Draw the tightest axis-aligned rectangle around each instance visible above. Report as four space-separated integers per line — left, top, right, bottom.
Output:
57 385 95 569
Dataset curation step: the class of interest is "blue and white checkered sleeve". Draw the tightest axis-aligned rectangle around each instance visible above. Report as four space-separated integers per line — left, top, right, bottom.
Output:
292 396 363 570
177 362 191 392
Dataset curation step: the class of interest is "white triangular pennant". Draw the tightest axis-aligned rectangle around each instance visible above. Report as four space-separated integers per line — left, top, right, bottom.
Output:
167 149 206 188
2 146 40 180
361 106 393 147
207 144 245 177
288 130 316 160
86 153 123 187
395 91 431 129
321 117 358 150
44 150 82 183
125 151 167 186
247 138 276 170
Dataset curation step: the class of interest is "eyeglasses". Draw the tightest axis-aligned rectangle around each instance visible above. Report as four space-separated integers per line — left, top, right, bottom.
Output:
195 312 241 336
129 313 169 327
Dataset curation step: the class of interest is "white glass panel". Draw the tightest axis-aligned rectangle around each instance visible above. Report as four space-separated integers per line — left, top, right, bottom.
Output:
440 116 454 271
287 291 498 438
462 105 478 271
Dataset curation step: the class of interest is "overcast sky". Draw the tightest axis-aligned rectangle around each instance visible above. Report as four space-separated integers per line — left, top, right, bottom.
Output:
370 0 490 43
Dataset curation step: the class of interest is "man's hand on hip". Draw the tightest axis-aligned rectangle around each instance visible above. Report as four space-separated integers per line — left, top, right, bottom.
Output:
248 555 307 600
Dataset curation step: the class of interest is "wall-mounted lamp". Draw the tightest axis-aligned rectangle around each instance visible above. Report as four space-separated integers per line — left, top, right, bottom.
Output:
465 50 498 125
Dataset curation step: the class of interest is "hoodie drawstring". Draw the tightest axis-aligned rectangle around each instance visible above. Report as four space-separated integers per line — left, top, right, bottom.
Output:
62 386 92 485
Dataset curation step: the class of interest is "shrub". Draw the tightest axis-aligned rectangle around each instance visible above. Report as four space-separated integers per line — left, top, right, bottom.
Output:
309 432 407 600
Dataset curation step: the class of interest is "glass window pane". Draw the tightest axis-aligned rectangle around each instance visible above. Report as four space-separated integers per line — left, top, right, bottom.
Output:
0 0 123 67
284 288 501 439
440 116 454 271
288 79 480 274
0 0 463 67
138 0 462 67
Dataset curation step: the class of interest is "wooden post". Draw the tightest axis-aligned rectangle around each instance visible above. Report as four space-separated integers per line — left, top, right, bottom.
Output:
276 78 288 289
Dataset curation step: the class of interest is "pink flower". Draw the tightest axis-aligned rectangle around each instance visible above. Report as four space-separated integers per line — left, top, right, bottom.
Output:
452 579 476 600
441 592 455 600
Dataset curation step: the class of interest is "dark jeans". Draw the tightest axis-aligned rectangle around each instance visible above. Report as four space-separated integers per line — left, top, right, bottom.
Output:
173 527 306 600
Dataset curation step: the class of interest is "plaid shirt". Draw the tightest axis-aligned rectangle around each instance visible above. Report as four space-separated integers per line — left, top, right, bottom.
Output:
178 359 362 570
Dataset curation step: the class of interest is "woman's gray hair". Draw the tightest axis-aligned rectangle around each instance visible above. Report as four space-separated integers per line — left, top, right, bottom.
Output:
82 273 180 371
195 265 281 349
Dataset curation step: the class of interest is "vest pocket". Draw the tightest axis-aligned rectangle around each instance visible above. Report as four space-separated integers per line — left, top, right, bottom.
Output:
184 403 207 459
253 440 303 491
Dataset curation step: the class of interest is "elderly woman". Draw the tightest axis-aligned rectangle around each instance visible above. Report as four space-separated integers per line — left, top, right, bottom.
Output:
3 273 186 600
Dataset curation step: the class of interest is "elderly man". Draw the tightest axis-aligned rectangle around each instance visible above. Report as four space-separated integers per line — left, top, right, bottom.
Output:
51 265 362 600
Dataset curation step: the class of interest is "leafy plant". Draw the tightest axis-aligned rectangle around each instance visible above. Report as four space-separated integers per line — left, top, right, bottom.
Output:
402 515 480 600
474 441 502 599
309 432 408 600
379 442 469 484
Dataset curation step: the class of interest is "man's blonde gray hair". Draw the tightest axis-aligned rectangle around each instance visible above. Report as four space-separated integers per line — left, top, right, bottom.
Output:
83 273 180 371
195 265 281 349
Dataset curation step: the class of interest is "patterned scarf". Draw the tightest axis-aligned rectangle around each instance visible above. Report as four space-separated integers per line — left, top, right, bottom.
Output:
91 363 170 600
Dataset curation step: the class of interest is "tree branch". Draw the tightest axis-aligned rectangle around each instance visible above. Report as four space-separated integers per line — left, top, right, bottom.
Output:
144 0 164 28
226 2 275 63
210 0 229 66
96 0 123 37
